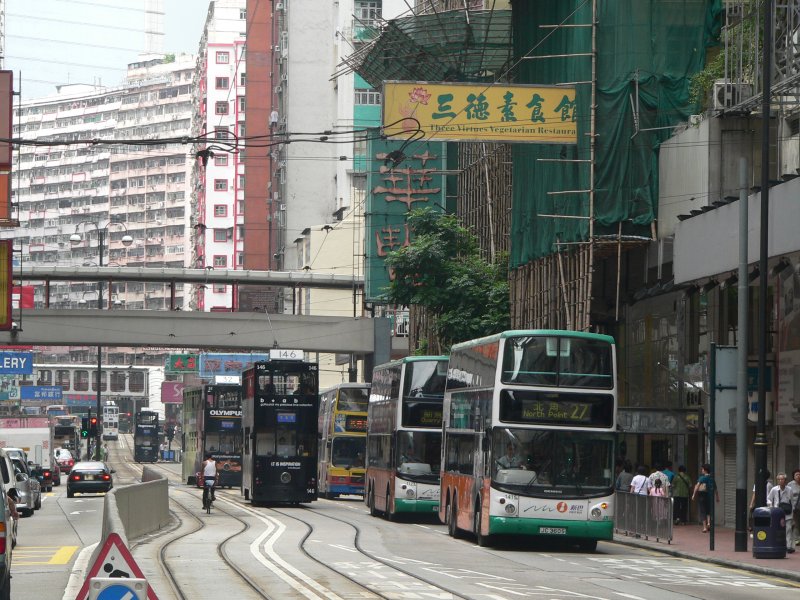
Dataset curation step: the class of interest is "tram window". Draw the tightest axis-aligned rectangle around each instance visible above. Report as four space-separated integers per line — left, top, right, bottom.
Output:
129 372 145 392
75 370 90 391
110 372 126 392
37 369 53 385
255 432 275 456
276 428 296 456
56 369 71 390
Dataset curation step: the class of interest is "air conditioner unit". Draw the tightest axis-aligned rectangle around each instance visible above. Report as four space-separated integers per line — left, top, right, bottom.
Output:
280 72 288 81
275 2 284 10
279 204 287 211
713 80 753 110
274 45 280 53
274 85 282 94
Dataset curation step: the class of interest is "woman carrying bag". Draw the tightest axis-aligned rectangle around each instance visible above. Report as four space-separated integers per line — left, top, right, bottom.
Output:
692 463 719 532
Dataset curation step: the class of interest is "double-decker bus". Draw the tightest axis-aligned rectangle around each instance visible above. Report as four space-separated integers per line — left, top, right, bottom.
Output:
318 383 369 498
134 410 160 462
241 352 319 504
440 330 617 550
365 356 448 519
181 384 243 488
102 402 119 441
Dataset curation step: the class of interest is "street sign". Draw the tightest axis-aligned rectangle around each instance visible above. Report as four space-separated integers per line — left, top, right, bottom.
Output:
88 578 148 600
160 381 184 404
20 385 63 401
75 533 158 600
0 351 32 374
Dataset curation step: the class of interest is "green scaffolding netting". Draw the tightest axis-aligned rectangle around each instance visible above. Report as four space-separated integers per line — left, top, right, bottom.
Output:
510 0 722 266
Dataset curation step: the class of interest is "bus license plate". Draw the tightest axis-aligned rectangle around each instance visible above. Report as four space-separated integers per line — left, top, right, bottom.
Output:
539 526 567 535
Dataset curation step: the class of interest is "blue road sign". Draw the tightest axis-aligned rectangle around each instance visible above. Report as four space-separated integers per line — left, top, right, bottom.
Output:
20 385 63 401
96 583 143 600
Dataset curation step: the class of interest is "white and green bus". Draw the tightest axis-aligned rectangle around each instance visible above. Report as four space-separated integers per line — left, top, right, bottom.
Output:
440 330 617 551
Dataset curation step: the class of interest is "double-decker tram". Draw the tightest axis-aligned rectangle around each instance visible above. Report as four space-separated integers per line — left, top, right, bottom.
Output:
102 402 119 441
134 410 160 462
440 330 617 550
181 384 243 488
365 356 448 519
241 351 319 504
318 383 369 498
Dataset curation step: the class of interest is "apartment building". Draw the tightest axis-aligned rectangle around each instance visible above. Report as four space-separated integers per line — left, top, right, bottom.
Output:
190 0 247 312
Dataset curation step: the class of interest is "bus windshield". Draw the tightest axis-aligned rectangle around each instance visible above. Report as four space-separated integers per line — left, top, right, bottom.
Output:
331 437 366 468
501 335 613 388
491 428 614 495
337 387 369 412
395 430 440 480
205 430 241 454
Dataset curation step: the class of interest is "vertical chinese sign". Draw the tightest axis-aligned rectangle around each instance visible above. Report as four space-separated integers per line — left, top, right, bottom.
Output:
365 135 447 302
0 241 11 330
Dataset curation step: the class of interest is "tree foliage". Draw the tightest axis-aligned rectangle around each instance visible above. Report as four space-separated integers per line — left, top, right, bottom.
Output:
384 208 510 352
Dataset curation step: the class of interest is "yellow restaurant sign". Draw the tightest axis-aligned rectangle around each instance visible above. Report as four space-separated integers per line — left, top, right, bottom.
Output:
382 81 577 144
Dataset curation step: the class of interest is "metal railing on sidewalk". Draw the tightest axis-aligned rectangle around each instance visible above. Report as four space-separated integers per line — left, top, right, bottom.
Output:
615 491 673 543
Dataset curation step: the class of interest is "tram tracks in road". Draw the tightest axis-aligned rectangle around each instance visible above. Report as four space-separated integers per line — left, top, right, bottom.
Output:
130 461 465 599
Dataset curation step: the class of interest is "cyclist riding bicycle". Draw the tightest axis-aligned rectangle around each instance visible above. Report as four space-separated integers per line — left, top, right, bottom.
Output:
201 452 218 507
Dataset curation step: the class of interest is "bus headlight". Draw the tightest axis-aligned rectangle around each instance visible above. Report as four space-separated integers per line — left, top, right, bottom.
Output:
589 502 609 519
280 471 292 484
504 503 517 515
400 483 416 499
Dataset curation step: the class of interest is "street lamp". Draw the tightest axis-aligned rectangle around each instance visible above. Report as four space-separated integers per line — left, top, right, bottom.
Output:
70 221 133 458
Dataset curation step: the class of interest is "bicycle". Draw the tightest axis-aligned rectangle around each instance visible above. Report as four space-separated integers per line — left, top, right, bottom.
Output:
202 478 215 514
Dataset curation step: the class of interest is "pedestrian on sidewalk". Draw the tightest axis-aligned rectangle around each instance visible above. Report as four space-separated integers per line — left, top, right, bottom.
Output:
672 465 692 525
630 465 652 495
615 460 633 492
767 472 796 554
648 463 671 496
749 470 773 532
788 468 800 547
692 463 719 533
662 461 675 484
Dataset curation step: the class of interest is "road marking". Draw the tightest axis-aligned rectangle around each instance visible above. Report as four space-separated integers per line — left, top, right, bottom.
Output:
15 545 78 565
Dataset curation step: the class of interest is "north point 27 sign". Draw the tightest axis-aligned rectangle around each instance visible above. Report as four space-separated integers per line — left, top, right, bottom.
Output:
382 81 577 144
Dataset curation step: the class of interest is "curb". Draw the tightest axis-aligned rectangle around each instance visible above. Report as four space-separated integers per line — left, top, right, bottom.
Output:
611 536 800 584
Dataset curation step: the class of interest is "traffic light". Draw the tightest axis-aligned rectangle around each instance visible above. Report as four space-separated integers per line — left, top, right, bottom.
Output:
89 416 99 437
80 417 89 439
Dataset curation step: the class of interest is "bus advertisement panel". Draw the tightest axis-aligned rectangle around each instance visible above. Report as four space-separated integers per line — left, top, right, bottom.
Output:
365 356 448 520
242 357 319 504
440 330 617 550
318 383 369 498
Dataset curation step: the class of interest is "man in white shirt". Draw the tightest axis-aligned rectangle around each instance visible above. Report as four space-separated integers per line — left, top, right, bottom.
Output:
767 472 795 553
788 469 800 547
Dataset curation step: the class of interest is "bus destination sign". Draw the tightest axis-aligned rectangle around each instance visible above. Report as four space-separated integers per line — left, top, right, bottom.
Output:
345 415 367 432
522 400 593 424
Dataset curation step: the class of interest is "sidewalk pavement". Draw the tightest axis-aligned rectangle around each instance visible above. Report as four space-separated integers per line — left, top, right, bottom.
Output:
612 523 800 582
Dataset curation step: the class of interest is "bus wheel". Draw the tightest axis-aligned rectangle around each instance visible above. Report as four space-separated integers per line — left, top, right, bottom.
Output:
447 499 461 538
578 539 597 553
385 486 396 522
369 490 379 517
474 501 491 547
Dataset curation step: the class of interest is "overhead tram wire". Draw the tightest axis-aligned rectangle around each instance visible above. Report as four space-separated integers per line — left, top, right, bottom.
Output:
7 13 151 33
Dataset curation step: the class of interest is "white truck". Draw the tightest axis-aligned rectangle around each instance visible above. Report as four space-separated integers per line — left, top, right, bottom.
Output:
0 418 56 491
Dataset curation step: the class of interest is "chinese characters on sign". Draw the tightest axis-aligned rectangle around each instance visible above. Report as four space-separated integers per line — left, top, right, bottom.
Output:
365 136 447 302
166 354 199 373
382 81 578 144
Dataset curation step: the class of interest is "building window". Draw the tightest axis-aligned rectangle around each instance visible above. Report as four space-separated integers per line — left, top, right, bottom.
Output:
240 72 246 86
239 8 247 19
215 101 229 115
237 252 244 266
213 284 227 293
213 255 228 268
238 96 246 112
214 179 228 191
214 154 229 166
214 205 227 217
356 0 381 22
216 51 230 64
238 174 245 188
214 127 231 140
238 121 246 137
215 77 229 90
214 229 228 242
354 88 381 105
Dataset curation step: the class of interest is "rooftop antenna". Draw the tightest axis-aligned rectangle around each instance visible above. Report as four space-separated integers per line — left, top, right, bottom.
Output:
145 0 165 55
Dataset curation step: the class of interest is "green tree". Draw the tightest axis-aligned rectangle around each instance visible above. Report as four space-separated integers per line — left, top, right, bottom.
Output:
384 208 510 352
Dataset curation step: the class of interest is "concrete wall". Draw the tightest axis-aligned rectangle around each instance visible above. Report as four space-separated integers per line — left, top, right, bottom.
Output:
100 466 171 545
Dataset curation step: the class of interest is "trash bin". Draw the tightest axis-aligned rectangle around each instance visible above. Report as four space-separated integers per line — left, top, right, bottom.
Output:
752 506 787 558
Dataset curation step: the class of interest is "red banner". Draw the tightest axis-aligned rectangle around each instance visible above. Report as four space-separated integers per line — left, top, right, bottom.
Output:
12 286 34 309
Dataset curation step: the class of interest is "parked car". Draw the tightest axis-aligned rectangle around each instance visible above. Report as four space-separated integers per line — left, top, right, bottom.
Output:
10 458 40 516
29 464 55 493
54 448 75 474
67 461 114 498
0 483 13 600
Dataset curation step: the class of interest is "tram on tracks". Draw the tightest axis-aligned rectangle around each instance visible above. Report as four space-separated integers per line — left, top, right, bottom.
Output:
134 410 160 462
102 401 119 441
241 351 319 504
181 383 243 488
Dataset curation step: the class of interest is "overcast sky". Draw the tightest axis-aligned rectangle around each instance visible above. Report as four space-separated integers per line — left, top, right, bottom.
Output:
5 0 211 99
